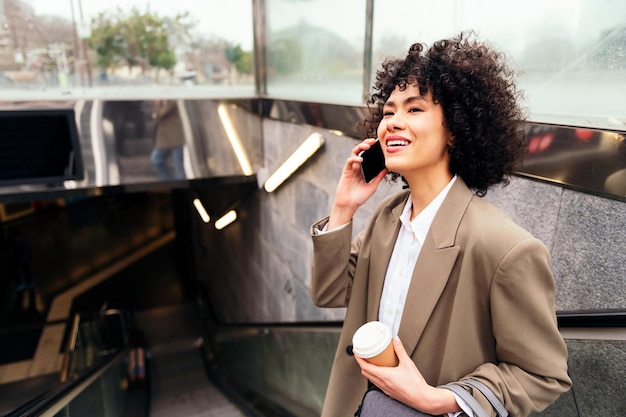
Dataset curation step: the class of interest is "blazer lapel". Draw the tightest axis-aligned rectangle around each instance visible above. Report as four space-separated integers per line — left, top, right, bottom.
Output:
366 193 407 322
398 179 473 357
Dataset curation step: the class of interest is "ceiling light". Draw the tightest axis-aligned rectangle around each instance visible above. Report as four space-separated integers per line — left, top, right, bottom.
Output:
215 210 237 230
218 104 253 176
193 198 210 223
264 133 324 192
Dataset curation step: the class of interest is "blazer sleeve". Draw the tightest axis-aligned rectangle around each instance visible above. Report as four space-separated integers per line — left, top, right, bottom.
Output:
465 237 572 416
310 217 363 308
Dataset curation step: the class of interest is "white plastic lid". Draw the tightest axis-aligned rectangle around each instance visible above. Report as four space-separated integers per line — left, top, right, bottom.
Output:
352 321 392 358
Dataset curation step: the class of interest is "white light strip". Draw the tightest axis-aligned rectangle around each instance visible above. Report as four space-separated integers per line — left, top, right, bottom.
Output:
215 210 237 230
217 104 253 176
264 133 324 193
193 198 210 223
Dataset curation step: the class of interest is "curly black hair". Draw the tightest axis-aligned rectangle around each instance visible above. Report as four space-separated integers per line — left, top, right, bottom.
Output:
361 31 528 196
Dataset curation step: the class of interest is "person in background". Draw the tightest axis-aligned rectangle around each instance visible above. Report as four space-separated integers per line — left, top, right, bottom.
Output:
151 99 186 180
310 31 571 417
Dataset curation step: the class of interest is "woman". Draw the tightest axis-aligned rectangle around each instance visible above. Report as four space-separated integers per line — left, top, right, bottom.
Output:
310 32 571 417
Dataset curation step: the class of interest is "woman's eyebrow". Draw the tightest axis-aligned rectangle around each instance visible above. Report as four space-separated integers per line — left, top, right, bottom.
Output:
384 95 427 107
405 95 427 105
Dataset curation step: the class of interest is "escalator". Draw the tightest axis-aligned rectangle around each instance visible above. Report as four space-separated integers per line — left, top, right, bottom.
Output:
1 208 623 417
3 302 251 417
136 303 245 417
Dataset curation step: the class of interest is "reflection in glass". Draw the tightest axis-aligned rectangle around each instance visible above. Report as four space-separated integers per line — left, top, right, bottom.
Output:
0 0 254 97
217 103 253 175
151 100 186 180
265 0 366 104
603 136 626 197
370 0 626 130
521 124 626 199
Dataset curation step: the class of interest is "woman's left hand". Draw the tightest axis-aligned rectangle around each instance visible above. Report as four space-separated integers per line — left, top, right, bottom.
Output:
354 337 459 414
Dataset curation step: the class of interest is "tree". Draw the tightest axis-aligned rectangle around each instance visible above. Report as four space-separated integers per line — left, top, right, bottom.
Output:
89 7 179 78
89 12 125 70
162 12 198 69
234 49 253 75
223 41 254 82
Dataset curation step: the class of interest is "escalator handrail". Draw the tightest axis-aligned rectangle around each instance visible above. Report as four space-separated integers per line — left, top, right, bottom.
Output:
204 312 626 335
557 310 626 327
60 313 81 383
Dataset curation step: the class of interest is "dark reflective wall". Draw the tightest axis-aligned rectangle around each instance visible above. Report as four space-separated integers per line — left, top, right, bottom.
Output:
0 99 624 203
521 123 626 200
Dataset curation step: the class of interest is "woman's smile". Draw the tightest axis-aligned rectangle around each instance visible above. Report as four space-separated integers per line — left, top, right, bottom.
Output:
385 135 411 153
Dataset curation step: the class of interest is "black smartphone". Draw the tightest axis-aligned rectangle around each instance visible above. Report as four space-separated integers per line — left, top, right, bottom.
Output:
359 140 386 183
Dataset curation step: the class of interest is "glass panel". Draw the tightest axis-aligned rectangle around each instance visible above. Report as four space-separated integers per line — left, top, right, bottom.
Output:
63 360 128 417
215 327 339 417
0 0 254 99
0 99 263 201
371 0 626 130
265 0 366 104
66 310 128 381
213 327 626 417
66 317 101 379
560 339 626 416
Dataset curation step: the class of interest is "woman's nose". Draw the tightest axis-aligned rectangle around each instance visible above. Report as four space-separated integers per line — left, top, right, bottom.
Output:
386 112 406 130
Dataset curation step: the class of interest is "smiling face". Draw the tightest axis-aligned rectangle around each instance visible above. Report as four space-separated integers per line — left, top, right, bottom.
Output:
377 84 453 186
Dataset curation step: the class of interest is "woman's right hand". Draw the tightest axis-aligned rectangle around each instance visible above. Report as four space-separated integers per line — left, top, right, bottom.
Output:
327 139 388 230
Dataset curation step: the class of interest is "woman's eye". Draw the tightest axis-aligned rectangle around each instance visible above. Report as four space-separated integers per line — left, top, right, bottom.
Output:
408 107 423 113
383 111 394 117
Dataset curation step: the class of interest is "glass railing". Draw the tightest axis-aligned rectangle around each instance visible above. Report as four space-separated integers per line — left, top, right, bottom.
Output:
203 313 626 417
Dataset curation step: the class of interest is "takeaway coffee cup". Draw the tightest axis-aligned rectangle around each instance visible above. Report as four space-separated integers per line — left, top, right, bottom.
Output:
352 321 399 367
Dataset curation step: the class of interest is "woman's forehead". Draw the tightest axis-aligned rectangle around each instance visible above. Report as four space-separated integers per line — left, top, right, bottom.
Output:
386 84 433 103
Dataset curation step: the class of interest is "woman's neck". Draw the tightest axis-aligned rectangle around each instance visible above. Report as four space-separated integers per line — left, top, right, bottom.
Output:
407 173 454 220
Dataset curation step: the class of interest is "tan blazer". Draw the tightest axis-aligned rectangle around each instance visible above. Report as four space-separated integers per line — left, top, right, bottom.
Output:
310 178 571 417
154 100 185 149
